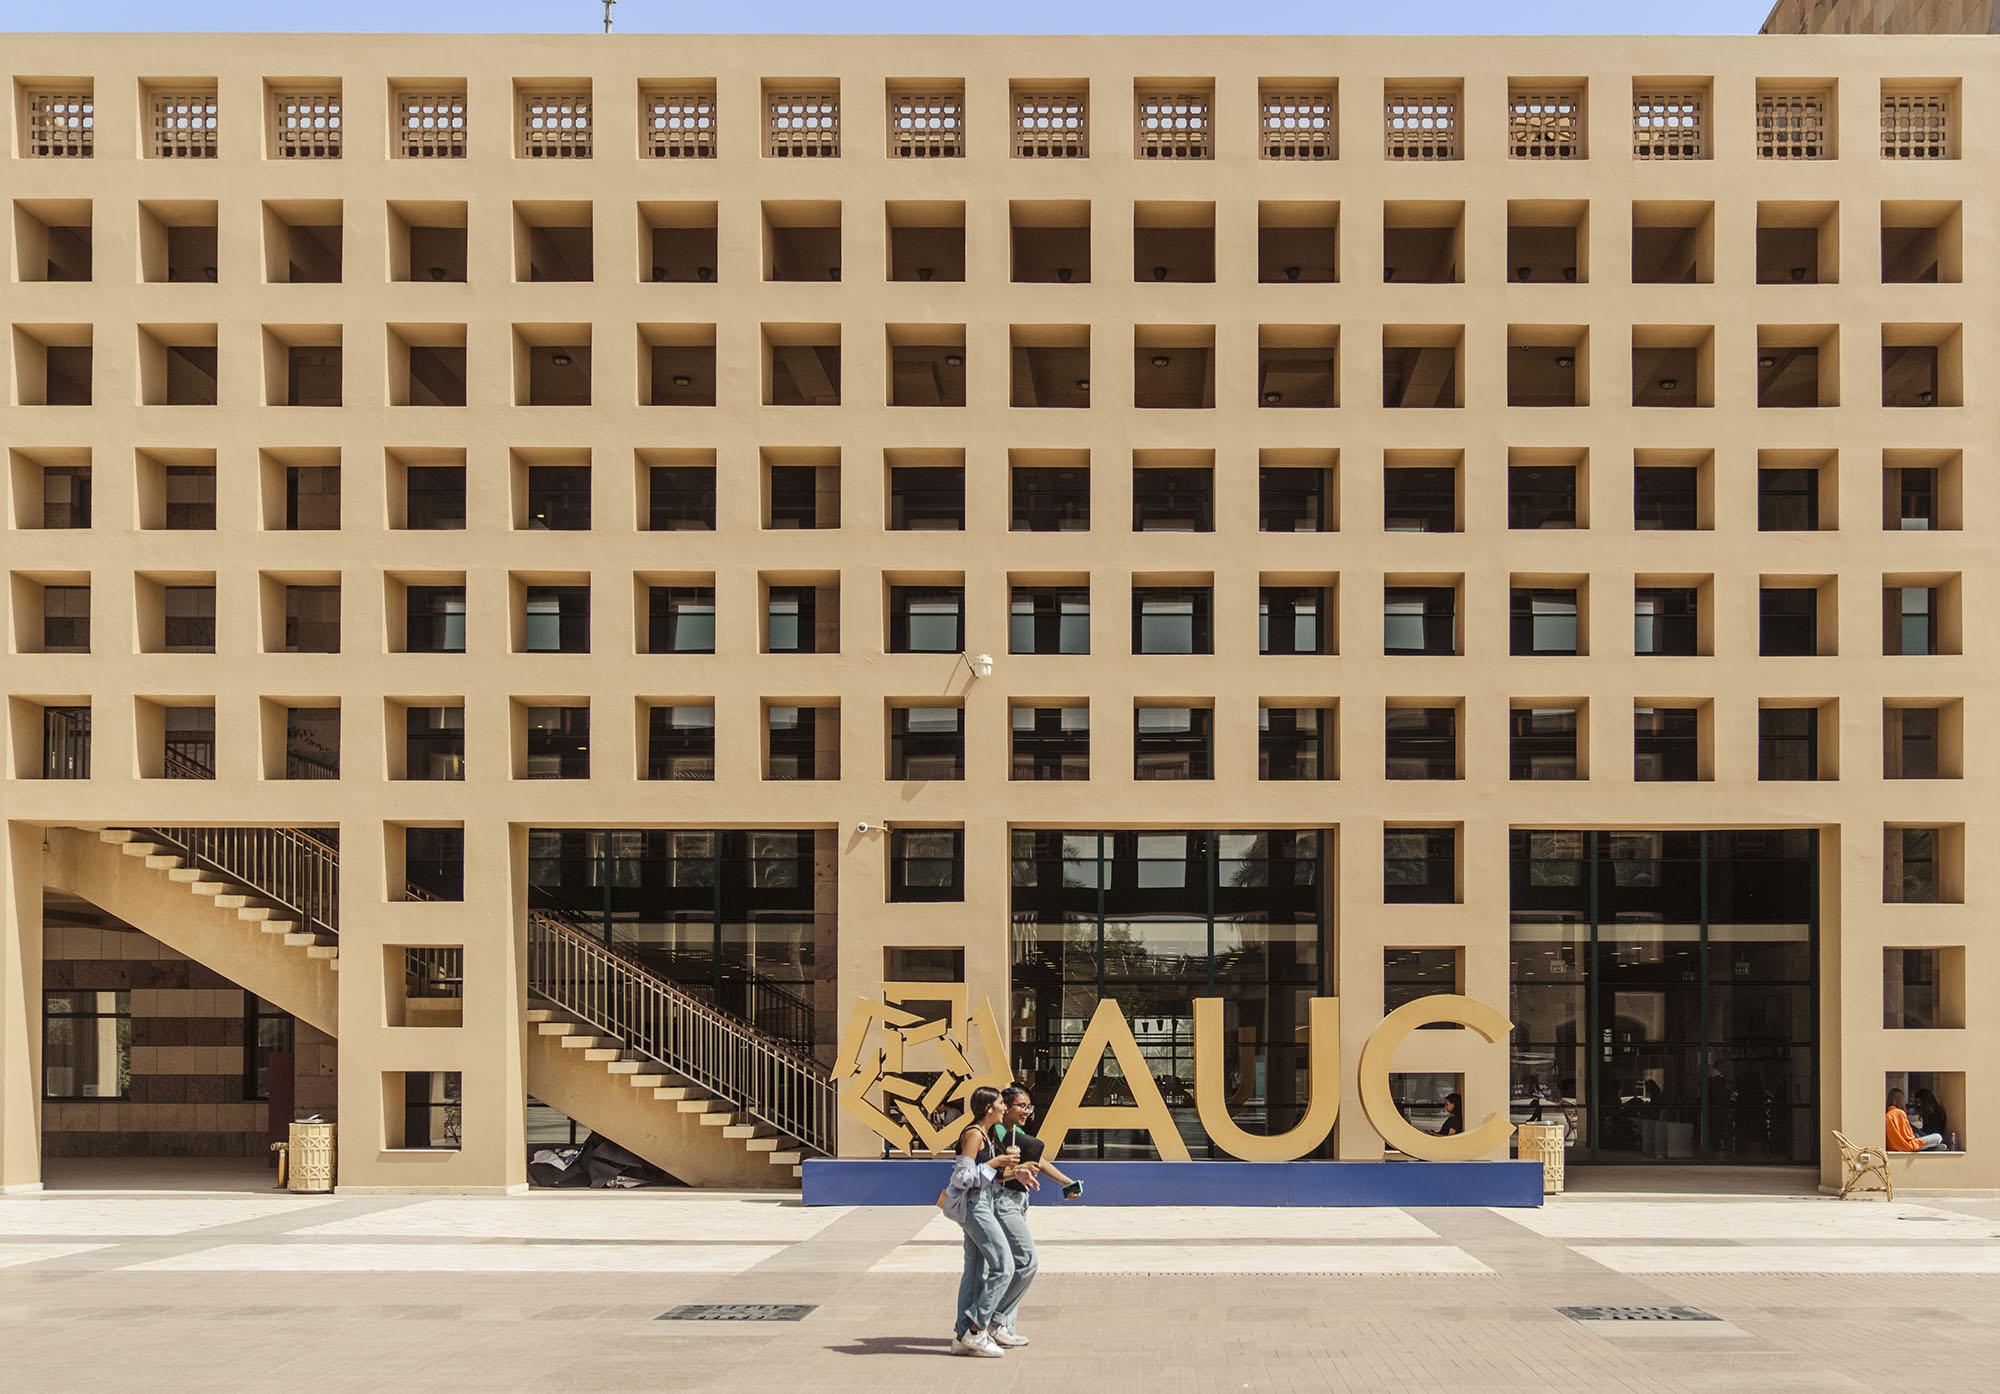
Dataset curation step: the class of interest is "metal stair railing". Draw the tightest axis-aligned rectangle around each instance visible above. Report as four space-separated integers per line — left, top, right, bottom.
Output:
128 825 340 942
528 911 834 1156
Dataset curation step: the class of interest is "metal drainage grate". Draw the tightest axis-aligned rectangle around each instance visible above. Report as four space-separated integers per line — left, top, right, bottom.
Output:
657 1303 816 1323
1560 1305 1719 1323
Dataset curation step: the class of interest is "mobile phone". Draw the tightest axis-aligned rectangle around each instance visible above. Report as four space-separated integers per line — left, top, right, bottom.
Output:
1062 1180 1083 1199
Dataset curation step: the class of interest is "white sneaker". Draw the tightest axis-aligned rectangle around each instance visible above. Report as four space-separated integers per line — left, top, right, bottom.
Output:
952 1331 1004 1358
989 1323 1029 1348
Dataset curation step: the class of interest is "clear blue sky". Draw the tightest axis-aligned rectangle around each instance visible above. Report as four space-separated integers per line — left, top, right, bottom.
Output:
13 0 1780 36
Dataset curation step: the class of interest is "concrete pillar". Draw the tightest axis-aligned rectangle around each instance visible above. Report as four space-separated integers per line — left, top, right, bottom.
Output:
1 825 45 1191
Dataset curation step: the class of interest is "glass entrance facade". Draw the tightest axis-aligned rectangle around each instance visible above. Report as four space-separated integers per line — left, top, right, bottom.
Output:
1010 829 1329 1159
524 829 824 1048
1510 829 1818 1164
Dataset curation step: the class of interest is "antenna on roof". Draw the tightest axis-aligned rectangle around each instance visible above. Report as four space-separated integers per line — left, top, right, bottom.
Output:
602 0 616 33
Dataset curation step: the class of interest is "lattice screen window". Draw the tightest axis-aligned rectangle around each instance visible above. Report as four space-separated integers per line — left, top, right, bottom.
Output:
273 92 341 159
1385 91 1459 160
522 92 591 158
1508 92 1583 158
1882 90 1951 159
766 92 839 157
1014 92 1087 157
150 91 219 159
643 90 717 158
25 90 93 158
1135 90 1212 159
1261 91 1334 160
890 91 964 157
1755 91 1830 159
397 91 468 159
1634 92 1704 159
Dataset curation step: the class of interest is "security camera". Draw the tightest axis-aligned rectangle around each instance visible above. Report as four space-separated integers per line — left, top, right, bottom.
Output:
856 821 874 835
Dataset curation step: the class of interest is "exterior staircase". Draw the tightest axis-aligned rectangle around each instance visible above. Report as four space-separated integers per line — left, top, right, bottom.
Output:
53 824 831 1187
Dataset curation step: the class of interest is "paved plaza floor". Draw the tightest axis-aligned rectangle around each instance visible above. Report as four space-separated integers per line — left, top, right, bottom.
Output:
5 1164 2000 1393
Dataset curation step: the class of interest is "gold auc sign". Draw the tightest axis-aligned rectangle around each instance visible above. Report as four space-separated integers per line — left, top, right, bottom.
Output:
832 992 1515 1164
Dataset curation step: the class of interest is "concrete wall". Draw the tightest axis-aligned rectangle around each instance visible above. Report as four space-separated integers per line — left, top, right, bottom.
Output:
1764 0 2000 34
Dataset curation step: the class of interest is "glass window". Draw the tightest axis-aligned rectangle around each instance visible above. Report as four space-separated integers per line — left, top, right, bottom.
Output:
890 828 964 901
162 585 216 652
890 586 965 653
1011 587 1090 655
1385 706 1457 779
1385 948 1463 1015
648 465 716 530
1508 465 1576 529
42 584 90 652
285 465 342 530
1758 707 1818 780
42 990 130 1099
648 586 716 653
889 465 965 531
284 584 341 653
397 1070 462 1149
1384 828 1455 904
524 464 590 530
1758 468 1818 531
42 465 91 528
1510 588 1578 655
890 706 964 779
1012 705 1089 781
1884 706 1940 779
1259 706 1327 781
1634 706 1701 781
1012 465 1089 531
1259 587 1326 655
406 826 465 900
1889 467 1936 531
523 586 589 653
1634 587 1699 655
1383 467 1456 532
1132 467 1213 531
1134 707 1211 780
1886 827 1939 904
524 706 590 778
405 706 465 780
1883 948 1943 1029
1383 586 1456 655
766 586 818 653
406 465 467 529
1633 466 1699 530
1760 588 1818 657
647 705 715 781
1133 588 1211 654
1510 707 1579 780
1259 466 1330 532
244 997 294 1101
406 586 466 653
1887 586 1938 656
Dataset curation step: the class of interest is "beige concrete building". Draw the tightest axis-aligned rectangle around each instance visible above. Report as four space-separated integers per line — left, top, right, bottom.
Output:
1765 0 2000 34
0 29 1991 1195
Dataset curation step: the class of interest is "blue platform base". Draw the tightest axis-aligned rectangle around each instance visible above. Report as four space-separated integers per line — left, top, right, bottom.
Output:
801 1159 1543 1208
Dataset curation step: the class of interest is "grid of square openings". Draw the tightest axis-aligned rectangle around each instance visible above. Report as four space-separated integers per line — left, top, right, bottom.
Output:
26 89 94 157
1014 90 1088 157
643 89 718 158
890 90 964 157
1634 91 1705 159
1135 90 1212 159
1882 89 1951 159
397 90 468 158
1756 89 1830 159
1385 90 1459 159
520 92 592 158
273 91 342 158
1507 91 1583 158
1261 89 1335 160
766 91 840 157
150 89 219 159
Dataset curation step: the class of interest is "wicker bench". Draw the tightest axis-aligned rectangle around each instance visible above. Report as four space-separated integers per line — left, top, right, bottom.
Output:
1833 1129 1893 1200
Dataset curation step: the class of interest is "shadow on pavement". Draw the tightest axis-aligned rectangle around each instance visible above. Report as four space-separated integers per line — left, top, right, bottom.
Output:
825 1336 958 1358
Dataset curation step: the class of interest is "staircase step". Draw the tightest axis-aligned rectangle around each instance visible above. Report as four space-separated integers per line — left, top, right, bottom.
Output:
329 958 340 973
188 881 234 896
536 1022 586 1037
675 1099 722 1114
166 868 206 883
792 1166 803 1180
767 1151 804 1167
237 906 275 922
142 854 183 871
259 921 300 935
653 1086 710 1102
558 1035 612 1050
698 1111 735 1128
119 843 164 858
306 946 339 961
282 932 323 948
743 1136 784 1152
723 1123 775 1140
626 1074 668 1089
525 1008 555 1023
603 1060 645 1074
212 895 251 910
98 829 141 844
582 1047 624 1063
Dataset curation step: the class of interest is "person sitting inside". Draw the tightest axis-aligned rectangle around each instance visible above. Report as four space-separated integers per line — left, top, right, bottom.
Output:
1885 1088 1944 1152
1435 1092 1465 1137
1913 1088 1950 1150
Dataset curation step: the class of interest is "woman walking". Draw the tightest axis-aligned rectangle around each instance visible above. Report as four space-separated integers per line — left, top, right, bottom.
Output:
942 1085 1038 1357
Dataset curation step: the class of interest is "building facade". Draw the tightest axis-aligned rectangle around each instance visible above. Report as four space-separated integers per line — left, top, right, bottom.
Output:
0 31 1991 1193
1764 0 2000 35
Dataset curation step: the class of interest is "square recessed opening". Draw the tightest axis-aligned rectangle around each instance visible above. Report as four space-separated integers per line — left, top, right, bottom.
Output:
13 199 92 282
1756 699 1836 781
1882 200 1961 284
764 200 841 282
12 324 92 405
264 325 342 407
1884 1071 1964 1153
1882 324 1961 408
259 697 341 780
639 200 718 283
263 199 342 283
261 446 342 530
138 324 219 406
8 447 91 529
1011 200 1089 284
1882 947 1965 1030
1258 325 1337 408
1633 450 1713 531
1382 326 1461 408
637 448 715 531
1758 449 1837 531
1508 447 1586 530
515 324 591 406
886 449 966 530
1136 326 1215 409
1258 201 1336 284
887 324 967 407
1384 450 1461 533
1631 200 1713 284
388 324 467 406
389 201 468 283
886 200 965 282
764 701 842 781
388 447 467 530
514 200 593 282
1010 448 1090 532
1508 325 1586 406
1884 824 1963 904
1882 448 1961 532
1882 573 1962 657
139 200 218 283
759 571 841 654
1506 199 1587 284
1383 825 1460 903
1884 698 1963 780
765 324 841 405
1011 324 1090 407
136 447 217 530
1510 702 1585 780
1757 201 1837 285
639 323 717 406
1134 201 1214 283
385 947 464 1027
1758 326 1839 408
762 448 841 529
1259 448 1336 533
384 1071 462 1150
1632 325 1712 408
1383 201 1462 284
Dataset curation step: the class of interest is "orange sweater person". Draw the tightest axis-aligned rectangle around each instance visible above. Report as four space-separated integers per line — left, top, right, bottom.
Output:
1885 1088 1943 1151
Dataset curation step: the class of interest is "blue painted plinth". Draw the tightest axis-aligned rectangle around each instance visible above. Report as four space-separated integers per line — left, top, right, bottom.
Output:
801 1158 1543 1207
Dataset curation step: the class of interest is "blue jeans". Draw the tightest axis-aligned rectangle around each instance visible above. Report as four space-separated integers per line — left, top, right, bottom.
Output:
990 1187 1040 1332
952 1188 1014 1337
